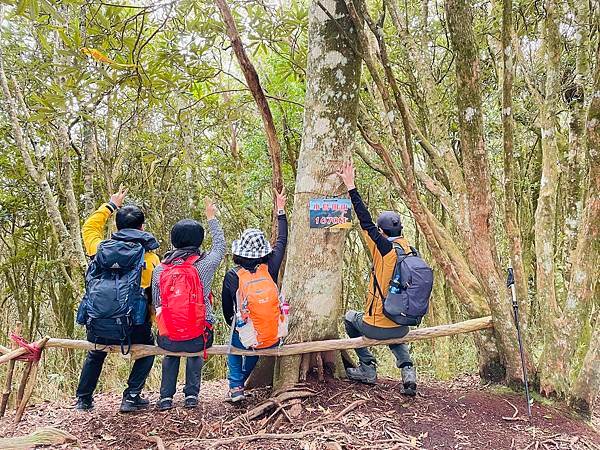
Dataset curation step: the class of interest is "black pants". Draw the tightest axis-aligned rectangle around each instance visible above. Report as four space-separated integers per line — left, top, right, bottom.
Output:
158 332 213 400
76 322 155 400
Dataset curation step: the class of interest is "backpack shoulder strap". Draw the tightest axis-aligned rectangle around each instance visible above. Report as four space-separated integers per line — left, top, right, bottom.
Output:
256 263 271 277
393 242 416 258
371 266 385 300
184 254 201 266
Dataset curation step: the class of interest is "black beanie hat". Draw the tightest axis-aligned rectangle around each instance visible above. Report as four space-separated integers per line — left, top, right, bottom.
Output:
171 219 205 249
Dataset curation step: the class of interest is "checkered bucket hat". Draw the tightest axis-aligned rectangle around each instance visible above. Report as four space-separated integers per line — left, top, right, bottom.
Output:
231 228 272 259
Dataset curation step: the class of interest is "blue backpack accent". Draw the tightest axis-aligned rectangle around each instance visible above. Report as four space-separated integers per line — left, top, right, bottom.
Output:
374 244 433 326
76 239 146 353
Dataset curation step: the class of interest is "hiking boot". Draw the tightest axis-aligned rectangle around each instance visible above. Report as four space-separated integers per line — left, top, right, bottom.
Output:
401 366 417 396
120 394 150 413
225 387 245 403
184 396 198 409
346 363 377 384
157 398 173 411
75 397 94 411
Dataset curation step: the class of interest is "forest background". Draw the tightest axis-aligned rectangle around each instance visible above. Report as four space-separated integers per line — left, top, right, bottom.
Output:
0 0 598 417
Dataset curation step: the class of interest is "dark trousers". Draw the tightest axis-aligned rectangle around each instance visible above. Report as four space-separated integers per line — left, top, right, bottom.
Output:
76 322 155 400
344 310 413 368
158 332 213 399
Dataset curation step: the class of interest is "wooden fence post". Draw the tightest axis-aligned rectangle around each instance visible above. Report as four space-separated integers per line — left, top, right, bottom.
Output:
14 337 49 423
0 322 21 417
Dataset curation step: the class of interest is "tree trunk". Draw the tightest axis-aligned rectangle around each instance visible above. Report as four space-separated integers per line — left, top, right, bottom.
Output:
445 0 523 384
558 44 600 407
273 0 361 389
81 116 97 217
0 48 85 288
562 0 589 279
569 324 599 418
501 0 528 323
536 0 569 396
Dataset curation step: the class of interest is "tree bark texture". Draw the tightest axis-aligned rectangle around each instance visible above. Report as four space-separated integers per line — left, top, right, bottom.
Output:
501 0 528 324
559 43 600 404
536 0 570 396
273 0 361 388
445 0 523 384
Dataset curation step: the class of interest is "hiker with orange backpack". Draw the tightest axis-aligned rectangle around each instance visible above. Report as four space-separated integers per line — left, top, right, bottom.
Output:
152 198 226 410
221 190 289 402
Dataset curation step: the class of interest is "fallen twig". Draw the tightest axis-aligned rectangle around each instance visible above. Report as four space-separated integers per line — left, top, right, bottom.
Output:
332 398 367 420
0 427 77 448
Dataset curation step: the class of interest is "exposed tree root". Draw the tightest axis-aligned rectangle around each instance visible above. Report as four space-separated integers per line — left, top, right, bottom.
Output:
203 429 343 449
230 389 316 423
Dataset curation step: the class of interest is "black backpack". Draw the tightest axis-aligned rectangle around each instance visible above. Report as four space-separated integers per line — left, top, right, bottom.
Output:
76 239 147 352
373 244 433 326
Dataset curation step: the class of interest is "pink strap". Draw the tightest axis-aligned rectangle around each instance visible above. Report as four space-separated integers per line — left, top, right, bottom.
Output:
10 334 43 362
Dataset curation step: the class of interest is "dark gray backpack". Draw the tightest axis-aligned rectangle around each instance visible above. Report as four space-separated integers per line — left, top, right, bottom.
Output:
374 244 433 326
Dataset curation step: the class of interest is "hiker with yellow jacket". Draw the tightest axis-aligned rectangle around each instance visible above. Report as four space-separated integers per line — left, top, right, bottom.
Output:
75 188 160 412
337 161 417 396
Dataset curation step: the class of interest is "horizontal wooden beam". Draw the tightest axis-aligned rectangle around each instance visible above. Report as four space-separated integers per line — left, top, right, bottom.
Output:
37 316 493 360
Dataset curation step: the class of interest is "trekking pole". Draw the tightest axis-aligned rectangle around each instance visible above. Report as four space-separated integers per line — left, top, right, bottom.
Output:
506 267 532 418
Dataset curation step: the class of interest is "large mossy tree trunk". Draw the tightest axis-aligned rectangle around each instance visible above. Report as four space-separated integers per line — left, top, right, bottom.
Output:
273 0 361 389
445 0 524 385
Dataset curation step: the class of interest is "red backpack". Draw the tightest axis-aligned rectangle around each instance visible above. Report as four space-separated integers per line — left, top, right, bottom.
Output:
156 255 209 342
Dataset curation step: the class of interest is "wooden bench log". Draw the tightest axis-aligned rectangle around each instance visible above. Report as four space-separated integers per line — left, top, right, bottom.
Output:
37 316 493 360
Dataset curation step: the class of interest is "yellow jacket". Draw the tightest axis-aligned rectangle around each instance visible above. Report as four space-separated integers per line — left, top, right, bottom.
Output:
363 232 412 328
82 203 160 288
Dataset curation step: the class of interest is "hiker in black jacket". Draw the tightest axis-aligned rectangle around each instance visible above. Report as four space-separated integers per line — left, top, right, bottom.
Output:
337 161 417 396
221 190 288 402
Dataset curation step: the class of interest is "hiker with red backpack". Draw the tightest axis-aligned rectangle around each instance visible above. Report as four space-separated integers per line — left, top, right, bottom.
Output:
152 198 226 410
337 161 434 396
75 187 160 413
221 190 289 402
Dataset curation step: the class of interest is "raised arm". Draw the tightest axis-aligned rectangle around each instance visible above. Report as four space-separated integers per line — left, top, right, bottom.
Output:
202 198 226 269
337 161 392 256
221 270 238 325
82 188 127 256
268 189 288 280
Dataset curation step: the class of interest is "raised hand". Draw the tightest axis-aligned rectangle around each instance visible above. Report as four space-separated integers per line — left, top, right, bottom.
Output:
275 188 287 211
110 186 128 208
205 197 218 220
336 160 356 190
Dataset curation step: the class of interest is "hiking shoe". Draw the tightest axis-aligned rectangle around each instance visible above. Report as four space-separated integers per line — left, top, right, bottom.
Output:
401 366 417 396
184 396 198 409
346 363 377 384
120 394 150 413
157 397 173 411
225 387 245 403
75 397 94 411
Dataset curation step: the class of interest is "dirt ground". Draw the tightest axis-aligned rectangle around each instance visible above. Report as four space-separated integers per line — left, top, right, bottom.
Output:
0 376 598 449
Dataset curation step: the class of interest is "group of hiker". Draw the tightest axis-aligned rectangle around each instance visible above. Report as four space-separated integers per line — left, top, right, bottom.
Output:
75 160 430 413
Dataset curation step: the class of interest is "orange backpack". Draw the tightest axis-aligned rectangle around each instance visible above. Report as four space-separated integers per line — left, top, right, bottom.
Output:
236 264 283 349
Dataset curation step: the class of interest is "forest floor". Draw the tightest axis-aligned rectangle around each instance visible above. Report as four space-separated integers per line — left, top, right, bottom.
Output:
0 375 598 450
